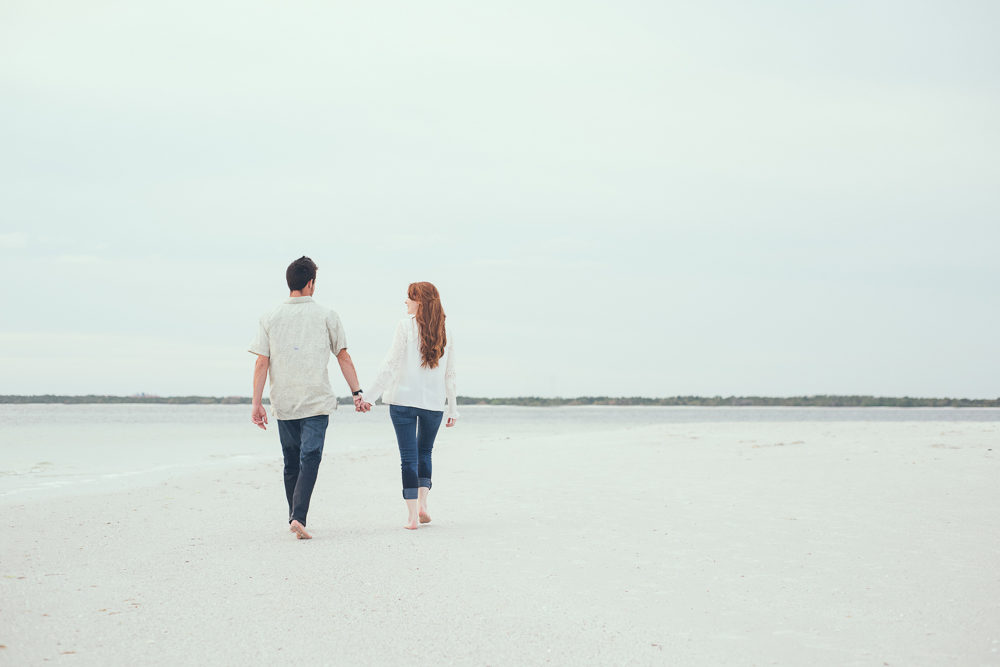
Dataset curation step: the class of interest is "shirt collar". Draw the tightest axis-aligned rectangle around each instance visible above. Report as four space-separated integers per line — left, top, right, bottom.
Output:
284 296 315 304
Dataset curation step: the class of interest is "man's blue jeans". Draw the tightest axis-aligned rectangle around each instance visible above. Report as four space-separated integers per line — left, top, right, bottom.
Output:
389 405 443 499
277 415 328 527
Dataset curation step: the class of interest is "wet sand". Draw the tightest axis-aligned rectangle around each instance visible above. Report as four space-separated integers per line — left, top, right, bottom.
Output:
2 419 998 666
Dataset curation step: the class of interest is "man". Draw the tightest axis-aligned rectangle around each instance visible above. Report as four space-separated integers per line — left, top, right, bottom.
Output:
249 256 372 540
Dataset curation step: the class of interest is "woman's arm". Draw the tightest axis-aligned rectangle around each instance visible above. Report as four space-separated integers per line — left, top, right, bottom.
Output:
364 320 408 403
445 334 458 425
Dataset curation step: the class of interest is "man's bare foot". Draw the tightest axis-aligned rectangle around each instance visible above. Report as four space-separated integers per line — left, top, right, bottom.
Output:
419 509 431 524
290 520 311 539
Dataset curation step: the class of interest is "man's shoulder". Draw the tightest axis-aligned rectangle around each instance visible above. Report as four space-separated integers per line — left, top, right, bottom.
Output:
300 301 344 330
262 300 339 318
313 301 342 322
258 302 285 323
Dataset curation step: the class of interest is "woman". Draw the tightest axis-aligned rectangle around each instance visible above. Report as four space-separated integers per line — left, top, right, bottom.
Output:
364 282 458 530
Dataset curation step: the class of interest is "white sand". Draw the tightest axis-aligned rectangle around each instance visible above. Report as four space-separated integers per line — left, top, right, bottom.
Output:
2 419 999 666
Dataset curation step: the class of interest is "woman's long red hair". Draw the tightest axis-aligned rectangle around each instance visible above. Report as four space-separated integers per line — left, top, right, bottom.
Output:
409 282 446 369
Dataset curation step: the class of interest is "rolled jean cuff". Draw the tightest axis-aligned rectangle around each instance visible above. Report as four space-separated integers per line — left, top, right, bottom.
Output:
402 487 418 500
418 478 432 490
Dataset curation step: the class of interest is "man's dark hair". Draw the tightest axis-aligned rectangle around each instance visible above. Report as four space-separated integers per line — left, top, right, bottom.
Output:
286 256 318 291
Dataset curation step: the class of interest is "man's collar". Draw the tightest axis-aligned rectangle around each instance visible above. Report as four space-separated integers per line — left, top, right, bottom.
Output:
285 296 315 304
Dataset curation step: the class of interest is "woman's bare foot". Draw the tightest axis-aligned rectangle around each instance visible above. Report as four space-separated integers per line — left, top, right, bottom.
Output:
290 520 311 539
404 498 420 530
417 487 431 524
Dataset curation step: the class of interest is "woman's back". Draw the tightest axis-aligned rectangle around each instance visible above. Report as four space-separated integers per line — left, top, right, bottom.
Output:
390 316 453 411
366 314 458 418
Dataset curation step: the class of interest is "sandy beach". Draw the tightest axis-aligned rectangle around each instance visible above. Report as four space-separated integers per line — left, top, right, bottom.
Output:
2 411 999 666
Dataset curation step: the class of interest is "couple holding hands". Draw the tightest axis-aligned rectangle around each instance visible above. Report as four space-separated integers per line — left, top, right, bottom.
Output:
249 256 458 538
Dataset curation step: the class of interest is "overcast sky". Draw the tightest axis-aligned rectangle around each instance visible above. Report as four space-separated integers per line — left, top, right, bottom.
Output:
1 0 998 399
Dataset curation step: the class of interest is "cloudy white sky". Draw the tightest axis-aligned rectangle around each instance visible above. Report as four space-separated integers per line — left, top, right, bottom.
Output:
1 1 998 399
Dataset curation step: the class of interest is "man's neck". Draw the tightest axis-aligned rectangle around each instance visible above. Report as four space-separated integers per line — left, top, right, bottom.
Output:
289 291 313 298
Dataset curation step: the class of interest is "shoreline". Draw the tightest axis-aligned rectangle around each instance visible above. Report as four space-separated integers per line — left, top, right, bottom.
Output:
4 404 999 502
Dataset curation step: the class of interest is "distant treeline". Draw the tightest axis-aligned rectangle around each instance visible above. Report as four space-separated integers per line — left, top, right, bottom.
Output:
0 395 267 405
2 394 998 407
455 395 1000 408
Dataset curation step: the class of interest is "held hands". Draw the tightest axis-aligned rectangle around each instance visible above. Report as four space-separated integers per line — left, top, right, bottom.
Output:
353 394 372 413
251 403 268 430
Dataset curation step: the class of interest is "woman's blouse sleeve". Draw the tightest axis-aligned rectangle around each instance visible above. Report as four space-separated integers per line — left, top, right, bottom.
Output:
445 333 459 419
365 320 408 403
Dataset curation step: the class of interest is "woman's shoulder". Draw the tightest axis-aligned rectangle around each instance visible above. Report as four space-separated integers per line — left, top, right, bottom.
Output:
396 315 417 335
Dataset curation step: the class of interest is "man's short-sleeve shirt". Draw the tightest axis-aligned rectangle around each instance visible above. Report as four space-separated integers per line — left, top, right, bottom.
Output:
249 296 348 420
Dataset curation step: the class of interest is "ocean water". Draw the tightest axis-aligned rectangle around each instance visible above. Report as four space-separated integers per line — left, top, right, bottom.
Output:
2 404 998 501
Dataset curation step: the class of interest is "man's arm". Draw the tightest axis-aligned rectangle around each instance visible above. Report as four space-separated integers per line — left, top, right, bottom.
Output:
252 354 269 429
336 349 360 392
336 349 371 412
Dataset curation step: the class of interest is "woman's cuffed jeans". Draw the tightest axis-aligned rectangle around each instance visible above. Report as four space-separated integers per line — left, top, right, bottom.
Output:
389 404 443 499
277 414 328 527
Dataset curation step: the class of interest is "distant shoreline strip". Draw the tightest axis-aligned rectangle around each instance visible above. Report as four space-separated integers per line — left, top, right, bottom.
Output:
1 395 998 408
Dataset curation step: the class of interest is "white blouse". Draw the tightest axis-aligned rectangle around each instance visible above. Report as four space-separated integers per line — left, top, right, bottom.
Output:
365 315 459 419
